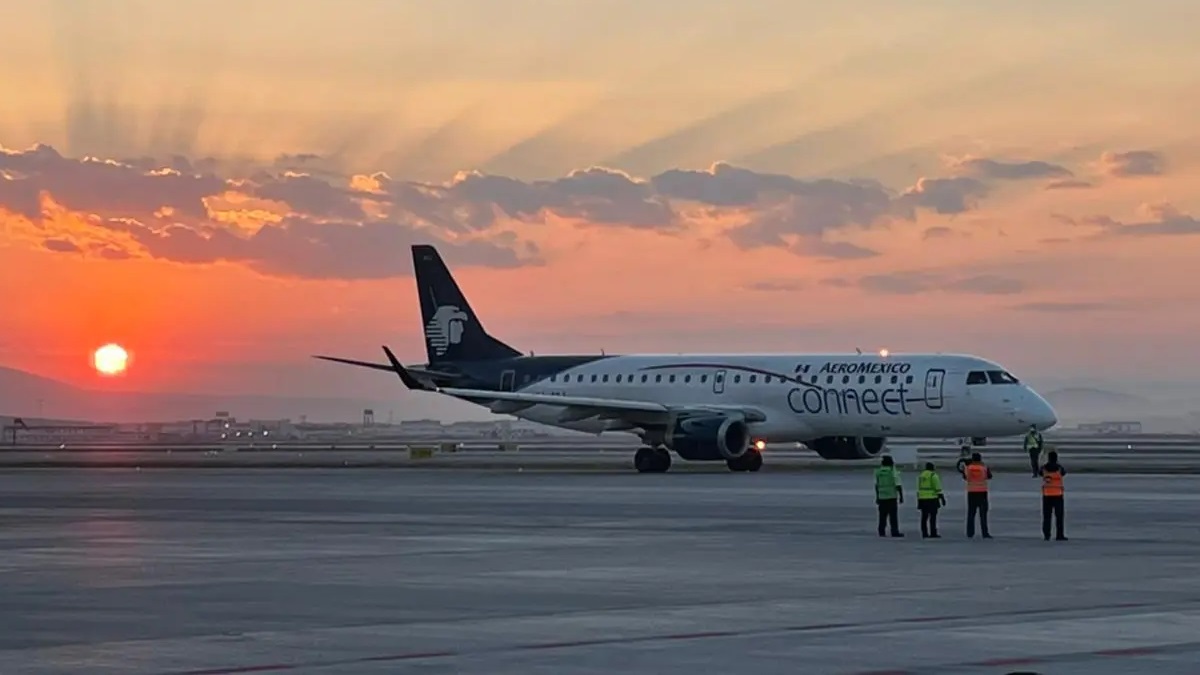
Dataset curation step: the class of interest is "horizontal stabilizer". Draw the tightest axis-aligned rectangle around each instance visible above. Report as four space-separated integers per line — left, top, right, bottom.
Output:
313 355 457 381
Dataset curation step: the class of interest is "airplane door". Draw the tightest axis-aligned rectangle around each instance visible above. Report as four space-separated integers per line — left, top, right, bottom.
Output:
713 369 726 395
501 370 516 391
924 369 945 410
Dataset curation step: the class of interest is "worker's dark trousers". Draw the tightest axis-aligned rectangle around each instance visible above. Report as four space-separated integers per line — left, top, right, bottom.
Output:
1028 449 1040 475
1042 495 1065 540
918 499 940 537
966 492 990 537
876 498 900 536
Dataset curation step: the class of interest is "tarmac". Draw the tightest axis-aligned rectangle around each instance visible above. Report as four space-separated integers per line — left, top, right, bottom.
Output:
4 468 1200 674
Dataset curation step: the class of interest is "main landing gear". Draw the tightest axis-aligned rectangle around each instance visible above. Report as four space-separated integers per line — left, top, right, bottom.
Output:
632 446 764 473
726 448 763 473
634 446 672 473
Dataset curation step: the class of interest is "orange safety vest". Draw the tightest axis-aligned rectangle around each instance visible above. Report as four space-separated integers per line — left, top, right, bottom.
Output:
1041 468 1064 497
965 463 989 493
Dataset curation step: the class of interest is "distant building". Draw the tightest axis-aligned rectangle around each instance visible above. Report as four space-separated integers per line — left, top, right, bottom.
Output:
1077 420 1142 434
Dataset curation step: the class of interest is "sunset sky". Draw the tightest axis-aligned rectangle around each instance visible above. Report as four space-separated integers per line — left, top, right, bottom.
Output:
2 0 1198 404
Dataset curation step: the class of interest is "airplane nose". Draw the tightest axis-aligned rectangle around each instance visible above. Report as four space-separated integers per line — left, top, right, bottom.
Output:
1025 390 1058 430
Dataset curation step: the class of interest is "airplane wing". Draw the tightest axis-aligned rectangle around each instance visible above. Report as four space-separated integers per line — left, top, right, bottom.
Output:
371 346 767 426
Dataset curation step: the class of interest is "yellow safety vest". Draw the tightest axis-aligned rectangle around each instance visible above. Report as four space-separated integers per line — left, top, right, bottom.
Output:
917 470 942 499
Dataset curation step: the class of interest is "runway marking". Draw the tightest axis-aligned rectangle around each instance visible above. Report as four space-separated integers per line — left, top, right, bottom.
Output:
164 601 1159 675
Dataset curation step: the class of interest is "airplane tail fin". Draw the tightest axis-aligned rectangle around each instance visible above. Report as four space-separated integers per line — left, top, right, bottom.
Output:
411 244 521 364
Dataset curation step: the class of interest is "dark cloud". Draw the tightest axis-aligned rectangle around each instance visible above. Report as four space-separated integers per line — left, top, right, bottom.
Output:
41 238 81 253
1011 301 1118 313
1100 150 1164 177
956 157 1072 181
1 145 1090 279
1067 203 1200 238
0 144 226 220
857 270 1024 295
819 278 853 288
922 226 954 239
1045 179 1093 190
895 176 989 215
98 216 539 280
744 279 805 292
250 172 368 220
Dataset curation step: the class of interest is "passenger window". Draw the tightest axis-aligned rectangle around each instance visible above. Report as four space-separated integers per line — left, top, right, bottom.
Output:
655 374 663 383
842 376 850 384
858 376 865 384
590 374 597 382
988 370 1019 384
749 375 757 383
734 375 742 383
684 375 691 383
905 375 913 384
874 375 882 384
641 374 648 383
890 376 898 384
602 374 609 382
826 376 833 384
669 375 676 383
700 374 707 383
811 376 818 384
615 374 622 383
967 371 988 385
577 374 584 382
764 376 771 384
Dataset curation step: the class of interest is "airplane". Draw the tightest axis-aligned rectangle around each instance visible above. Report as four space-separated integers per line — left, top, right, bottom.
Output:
315 244 1058 473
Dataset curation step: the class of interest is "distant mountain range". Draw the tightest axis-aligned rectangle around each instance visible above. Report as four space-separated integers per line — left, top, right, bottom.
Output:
1042 387 1152 412
0 365 484 424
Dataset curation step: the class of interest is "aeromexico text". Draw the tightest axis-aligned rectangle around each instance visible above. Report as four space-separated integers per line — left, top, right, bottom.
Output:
789 361 919 416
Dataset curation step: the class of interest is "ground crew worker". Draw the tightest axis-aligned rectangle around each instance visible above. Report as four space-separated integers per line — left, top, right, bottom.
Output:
874 455 904 537
1024 425 1044 476
916 461 946 538
963 452 993 538
1040 450 1068 541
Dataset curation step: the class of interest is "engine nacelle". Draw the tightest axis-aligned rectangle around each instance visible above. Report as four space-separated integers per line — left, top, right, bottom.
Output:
806 436 887 460
664 415 751 461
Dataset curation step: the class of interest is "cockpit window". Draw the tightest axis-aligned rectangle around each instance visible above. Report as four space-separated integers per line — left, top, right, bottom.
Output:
987 370 1019 384
966 371 988 385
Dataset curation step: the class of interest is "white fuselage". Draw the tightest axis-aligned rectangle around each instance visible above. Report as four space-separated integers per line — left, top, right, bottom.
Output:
500 352 1057 441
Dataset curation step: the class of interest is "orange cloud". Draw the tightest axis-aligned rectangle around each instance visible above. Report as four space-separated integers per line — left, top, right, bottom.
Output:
5 145 1128 285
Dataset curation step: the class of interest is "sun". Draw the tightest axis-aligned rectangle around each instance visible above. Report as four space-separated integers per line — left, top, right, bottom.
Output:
93 343 129 376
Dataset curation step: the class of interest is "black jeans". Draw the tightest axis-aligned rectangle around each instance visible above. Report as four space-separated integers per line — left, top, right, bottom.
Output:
918 498 940 536
1029 449 1041 475
877 498 900 536
967 492 990 537
1042 495 1065 539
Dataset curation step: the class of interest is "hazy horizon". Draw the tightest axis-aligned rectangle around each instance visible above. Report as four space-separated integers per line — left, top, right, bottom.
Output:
2 0 1198 413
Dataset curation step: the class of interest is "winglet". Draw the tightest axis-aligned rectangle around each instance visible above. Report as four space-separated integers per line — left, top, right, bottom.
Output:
382 346 431 391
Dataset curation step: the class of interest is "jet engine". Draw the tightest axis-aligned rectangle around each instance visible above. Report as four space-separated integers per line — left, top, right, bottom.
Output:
664 415 751 461
805 436 887 460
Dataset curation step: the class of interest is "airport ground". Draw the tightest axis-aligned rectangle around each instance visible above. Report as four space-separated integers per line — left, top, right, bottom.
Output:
5 461 1200 674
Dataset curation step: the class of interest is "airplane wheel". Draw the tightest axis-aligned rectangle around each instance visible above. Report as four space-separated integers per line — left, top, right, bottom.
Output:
635 447 671 473
634 447 656 473
746 449 763 472
654 447 672 473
